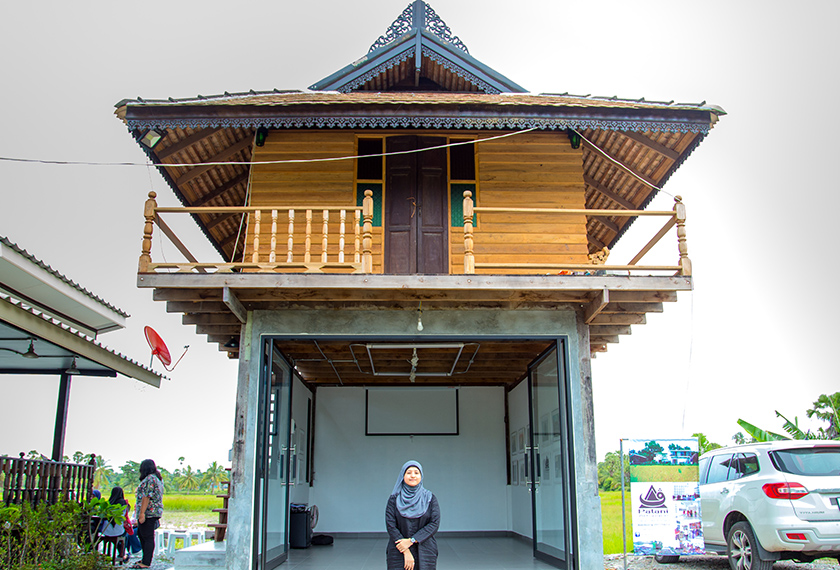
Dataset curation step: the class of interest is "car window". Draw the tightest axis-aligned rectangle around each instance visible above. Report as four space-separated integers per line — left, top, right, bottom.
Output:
727 453 759 480
706 453 732 484
770 446 840 476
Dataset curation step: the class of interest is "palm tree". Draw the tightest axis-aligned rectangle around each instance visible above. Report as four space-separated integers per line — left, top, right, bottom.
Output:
93 455 114 489
806 392 840 439
202 462 226 494
179 465 200 492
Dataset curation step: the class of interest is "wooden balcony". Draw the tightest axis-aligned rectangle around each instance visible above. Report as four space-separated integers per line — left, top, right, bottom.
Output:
136 190 692 357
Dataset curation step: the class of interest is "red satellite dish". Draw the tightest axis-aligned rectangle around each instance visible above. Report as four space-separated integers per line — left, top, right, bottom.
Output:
144 326 189 371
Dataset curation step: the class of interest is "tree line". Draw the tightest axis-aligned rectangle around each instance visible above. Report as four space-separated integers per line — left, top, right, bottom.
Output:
597 391 839 492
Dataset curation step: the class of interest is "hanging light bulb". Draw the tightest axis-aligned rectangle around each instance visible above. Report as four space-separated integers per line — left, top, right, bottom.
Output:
417 304 424 331
21 339 39 359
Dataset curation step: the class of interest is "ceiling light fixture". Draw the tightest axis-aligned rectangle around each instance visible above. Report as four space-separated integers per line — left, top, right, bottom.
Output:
139 128 166 149
21 339 40 359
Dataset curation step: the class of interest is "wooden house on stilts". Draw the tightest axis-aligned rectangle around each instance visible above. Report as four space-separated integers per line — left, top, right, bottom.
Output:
116 2 723 569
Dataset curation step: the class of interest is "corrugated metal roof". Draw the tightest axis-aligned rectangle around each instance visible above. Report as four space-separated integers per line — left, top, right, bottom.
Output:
0 235 130 319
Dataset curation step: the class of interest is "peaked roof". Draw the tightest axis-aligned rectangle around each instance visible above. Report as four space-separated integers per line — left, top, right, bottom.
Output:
309 1 526 94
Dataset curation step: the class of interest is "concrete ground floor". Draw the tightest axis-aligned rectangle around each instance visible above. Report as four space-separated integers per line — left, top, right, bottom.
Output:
175 535 561 570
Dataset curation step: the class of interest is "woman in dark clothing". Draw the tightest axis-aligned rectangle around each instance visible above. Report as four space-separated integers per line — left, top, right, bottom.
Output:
99 486 130 564
134 459 164 569
386 461 440 570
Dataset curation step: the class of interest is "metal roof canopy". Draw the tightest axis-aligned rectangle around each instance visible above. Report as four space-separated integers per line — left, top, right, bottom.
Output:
0 237 162 461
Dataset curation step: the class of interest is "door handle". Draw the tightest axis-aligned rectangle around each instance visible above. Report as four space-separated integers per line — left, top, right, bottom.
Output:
720 488 729 495
407 197 416 218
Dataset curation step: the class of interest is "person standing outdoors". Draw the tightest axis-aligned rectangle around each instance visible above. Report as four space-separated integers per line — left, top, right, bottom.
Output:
133 459 164 569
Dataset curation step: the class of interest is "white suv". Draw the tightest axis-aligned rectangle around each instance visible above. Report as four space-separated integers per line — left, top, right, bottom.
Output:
690 441 840 570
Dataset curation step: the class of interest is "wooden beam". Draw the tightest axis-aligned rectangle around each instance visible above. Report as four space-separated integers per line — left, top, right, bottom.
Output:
609 291 678 303
588 325 631 336
592 216 619 234
223 287 247 324
156 127 222 160
166 301 230 313
601 302 663 314
589 314 646 325
175 137 252 186
582 140 658 189
583 175 637 211
591 335 619 344
584 288 609 324
621 131 680 161
194 171 249 207
183 314 242 326
196 324 242 336
587 234 606 250
219 228 246 248
206 212 239 230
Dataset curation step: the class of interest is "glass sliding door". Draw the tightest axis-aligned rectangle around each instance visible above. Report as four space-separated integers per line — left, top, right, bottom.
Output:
528 340 575 569
254 341 292 570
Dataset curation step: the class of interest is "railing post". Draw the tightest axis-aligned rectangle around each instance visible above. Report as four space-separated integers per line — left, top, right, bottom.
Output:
321 210 330 264
138 191 157 273
362 190 374 273
463 190 475 274
305 210 313 263
674 196 692 276
269 209 278 263
287 210 295 263
354 210 361 264
252 210 261 264
338 209 347 264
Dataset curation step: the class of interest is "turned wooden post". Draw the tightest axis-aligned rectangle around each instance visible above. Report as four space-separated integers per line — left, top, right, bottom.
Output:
269 209 278 263
338 209 347 264
674 196 692 276
463 190 475 274
138 191 158 273
286 209 295 263
362 190 374 273
251 210 261 264
321 209 329 264
354 210 361 264
305 210 313 263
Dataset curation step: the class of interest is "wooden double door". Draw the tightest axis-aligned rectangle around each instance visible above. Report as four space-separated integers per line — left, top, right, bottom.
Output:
385 136 449 274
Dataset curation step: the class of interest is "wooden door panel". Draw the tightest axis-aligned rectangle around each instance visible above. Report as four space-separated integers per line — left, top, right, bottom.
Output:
384 136 448 274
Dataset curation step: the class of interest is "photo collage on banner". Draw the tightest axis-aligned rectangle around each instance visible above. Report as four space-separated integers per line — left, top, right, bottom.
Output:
627 438 704 557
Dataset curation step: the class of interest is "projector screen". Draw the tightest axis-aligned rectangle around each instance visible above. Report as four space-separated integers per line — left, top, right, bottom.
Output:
366 388 459 435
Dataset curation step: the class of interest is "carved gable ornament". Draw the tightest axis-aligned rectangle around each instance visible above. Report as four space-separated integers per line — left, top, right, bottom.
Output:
309 1 526 94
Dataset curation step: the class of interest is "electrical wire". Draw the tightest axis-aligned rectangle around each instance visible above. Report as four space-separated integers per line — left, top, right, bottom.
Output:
0 128 537 168
569 127 675 199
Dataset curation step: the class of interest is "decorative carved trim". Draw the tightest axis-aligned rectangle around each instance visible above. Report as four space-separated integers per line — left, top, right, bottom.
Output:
421 46 500 94
338 47 415 93
128 116 712 134
368 1 469 54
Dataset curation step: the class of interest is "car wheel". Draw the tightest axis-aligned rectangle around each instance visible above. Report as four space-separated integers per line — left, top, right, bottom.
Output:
654 554 680 564
727 521 773 570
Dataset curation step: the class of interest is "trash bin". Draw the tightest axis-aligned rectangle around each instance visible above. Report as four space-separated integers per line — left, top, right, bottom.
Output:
290 504 312 549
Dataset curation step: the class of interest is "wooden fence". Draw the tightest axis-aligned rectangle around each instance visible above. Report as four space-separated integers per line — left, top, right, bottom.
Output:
0 454 95 506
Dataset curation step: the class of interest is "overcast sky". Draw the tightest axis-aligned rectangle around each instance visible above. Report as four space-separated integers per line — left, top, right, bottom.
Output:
1 0 838 474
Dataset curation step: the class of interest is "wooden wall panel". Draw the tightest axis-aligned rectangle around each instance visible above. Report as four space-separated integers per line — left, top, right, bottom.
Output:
454 132 588 272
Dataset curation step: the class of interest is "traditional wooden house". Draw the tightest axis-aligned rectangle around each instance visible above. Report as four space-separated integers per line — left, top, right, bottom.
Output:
115 2 723 569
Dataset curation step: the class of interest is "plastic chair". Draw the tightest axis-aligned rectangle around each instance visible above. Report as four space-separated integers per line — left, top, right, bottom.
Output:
166 530 190 556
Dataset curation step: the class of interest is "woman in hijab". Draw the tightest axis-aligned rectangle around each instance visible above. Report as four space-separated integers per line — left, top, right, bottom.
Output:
385 461 440 570
99 486 131 564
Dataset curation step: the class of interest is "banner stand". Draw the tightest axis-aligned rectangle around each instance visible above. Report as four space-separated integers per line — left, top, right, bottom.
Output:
620 438 627 570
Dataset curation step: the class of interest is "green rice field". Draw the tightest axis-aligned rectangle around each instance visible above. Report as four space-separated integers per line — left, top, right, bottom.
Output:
600 490 632 554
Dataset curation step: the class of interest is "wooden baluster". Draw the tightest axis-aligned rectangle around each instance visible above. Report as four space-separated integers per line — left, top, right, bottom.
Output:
252 210 261 264
321 210 329 264
674 196 692 276
338 210 346 264
362 190 374 273
138 191 157 272
463 190 475 274
269 209 278 263
287 210 295 263
354 210 361 264
305 210 312 263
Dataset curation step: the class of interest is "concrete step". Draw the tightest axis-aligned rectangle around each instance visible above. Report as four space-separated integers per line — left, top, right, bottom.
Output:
173 540 226 570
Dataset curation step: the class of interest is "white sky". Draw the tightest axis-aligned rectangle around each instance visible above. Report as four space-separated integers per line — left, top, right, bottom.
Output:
1 0 838 474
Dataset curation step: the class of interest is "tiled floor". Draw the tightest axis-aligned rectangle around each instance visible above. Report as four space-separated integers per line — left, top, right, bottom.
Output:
286 536 560 570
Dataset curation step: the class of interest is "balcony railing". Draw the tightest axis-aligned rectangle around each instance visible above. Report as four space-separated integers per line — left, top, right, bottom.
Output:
138 190 691 277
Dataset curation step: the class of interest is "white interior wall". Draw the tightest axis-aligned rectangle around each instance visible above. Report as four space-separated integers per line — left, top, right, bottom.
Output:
309 386 510 533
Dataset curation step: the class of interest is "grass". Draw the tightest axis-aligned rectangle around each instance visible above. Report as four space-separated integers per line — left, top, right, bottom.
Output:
600 490 632 555
159 494 223 530
630 465 698 483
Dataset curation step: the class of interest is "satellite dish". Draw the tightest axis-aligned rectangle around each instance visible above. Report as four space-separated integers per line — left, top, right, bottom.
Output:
144 326 189 371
